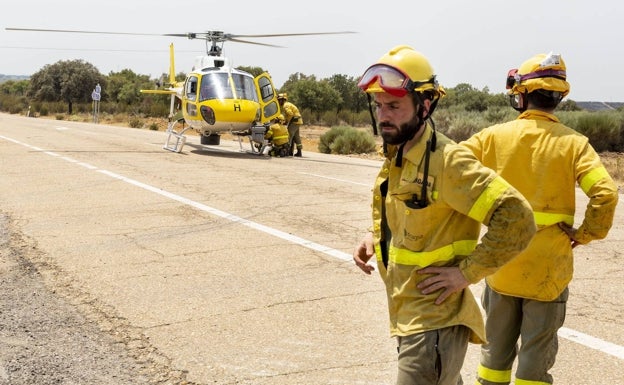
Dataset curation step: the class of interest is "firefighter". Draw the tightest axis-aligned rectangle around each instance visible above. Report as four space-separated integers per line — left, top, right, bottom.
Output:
462 53 619 385
352 45 537 385
265 114 290 157
277 93 304 157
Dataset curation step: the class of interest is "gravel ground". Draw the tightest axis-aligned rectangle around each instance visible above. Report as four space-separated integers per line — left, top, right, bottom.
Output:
0 214 191 385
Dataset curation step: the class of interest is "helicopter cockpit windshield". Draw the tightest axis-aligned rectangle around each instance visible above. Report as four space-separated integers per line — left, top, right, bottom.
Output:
199 72 258 102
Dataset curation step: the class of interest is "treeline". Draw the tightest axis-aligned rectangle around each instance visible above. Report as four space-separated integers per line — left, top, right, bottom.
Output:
1 59 624 152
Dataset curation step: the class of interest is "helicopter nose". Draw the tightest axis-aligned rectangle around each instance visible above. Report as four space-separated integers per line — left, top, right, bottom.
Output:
200 105 216 125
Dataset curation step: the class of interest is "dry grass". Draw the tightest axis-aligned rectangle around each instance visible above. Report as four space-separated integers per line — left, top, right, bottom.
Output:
598 152 624 190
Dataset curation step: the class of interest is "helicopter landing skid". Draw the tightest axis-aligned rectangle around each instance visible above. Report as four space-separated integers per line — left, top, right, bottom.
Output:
235 125 270 155
163 119 190 153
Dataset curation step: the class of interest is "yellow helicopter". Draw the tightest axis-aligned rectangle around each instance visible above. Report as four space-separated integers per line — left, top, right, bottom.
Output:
5 27 355 154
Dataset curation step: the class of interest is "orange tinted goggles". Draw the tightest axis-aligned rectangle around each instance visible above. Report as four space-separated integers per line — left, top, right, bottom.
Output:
357 64 414 97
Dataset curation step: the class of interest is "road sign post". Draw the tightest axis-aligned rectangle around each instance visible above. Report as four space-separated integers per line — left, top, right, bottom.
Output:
92 84 101 124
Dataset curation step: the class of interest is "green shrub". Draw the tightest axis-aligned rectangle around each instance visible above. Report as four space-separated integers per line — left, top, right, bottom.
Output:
574 112 622 152
318 126 350 153
557 110 579 129
128 117 143 128
318 126 376 155
319 110 340 126
148 103 169 118
8 105 22 114
148 122 159 131
484 107 517 125
334 109 375 128
442 112 490 143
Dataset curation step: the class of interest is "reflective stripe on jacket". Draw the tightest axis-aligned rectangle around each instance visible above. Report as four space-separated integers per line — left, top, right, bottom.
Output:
372 125 535 343
265 123 290 146
462 109 619 300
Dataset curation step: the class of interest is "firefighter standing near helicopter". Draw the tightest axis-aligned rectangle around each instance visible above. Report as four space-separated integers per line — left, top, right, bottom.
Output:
277 93 304 157
352 45 536 385
461 53 619 385
264 114 290 157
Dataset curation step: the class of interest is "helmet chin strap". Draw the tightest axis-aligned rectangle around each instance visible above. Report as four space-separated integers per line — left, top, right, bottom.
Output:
366 93 378 136
404 91 434 143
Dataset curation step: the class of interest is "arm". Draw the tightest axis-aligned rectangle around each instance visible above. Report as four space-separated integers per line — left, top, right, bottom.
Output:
418 194 535 304
353 232 375 275
416 147 536 304
560 141 619 246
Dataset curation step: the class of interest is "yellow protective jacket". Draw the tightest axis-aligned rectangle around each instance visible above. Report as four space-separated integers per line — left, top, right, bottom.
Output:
265 122 289 146
462 110 619 300
372 124 536 343
281 101 303 125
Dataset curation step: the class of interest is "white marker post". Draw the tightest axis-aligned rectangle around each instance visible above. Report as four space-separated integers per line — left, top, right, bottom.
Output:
92 83 101 123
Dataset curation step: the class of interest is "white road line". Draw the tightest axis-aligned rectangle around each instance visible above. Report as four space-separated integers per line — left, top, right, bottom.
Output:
97 168 352 262
2 133 623 360
559 327 624 359
0 134 353 263
299 172 371 186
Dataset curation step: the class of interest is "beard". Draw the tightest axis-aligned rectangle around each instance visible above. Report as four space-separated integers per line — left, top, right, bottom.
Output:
379 114 423 145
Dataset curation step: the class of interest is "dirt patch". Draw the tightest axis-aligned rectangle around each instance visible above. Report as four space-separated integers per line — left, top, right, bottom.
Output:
598 152 624 190
0 214 185 385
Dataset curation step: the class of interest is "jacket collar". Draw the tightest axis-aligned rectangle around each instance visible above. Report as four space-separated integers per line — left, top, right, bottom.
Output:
518 109 560 123
399 123 434 167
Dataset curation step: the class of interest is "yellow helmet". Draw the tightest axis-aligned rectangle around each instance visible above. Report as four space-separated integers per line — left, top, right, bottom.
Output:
271 114 285 123
358 45 445 98
277 93 288 101
507 52 570 97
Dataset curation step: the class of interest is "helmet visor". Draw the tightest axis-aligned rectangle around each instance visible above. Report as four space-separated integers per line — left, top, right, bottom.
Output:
357 64 412 97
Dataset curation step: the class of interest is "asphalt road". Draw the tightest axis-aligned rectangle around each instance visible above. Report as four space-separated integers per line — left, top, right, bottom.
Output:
1 113 622 385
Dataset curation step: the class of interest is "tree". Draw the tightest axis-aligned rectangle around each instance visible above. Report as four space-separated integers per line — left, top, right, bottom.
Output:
106 69 152 105
284 76 342 121
280 72 308 92
557 99 581 111
0 80 29 96
327 74 367 113
439 83 502 112
27 60 106 114
236 65 267 78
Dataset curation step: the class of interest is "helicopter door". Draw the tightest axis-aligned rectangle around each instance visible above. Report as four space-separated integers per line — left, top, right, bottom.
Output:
254 72 279 123
184 75 199 117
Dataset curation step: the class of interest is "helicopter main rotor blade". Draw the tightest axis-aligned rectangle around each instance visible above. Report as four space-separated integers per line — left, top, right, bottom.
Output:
227 38 284 48
6 27 356 40
6 27 356 50
5 27 173 37
227 31 356 39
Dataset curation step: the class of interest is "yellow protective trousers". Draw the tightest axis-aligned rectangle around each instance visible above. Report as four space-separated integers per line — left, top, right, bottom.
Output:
475 284 568 385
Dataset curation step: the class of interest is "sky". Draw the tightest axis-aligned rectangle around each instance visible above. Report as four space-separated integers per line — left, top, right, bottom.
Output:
0 0 622 102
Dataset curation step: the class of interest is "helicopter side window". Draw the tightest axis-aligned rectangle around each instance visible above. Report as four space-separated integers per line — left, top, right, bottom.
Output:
186 76 198 101
257 76 275 103
263 101 279 118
